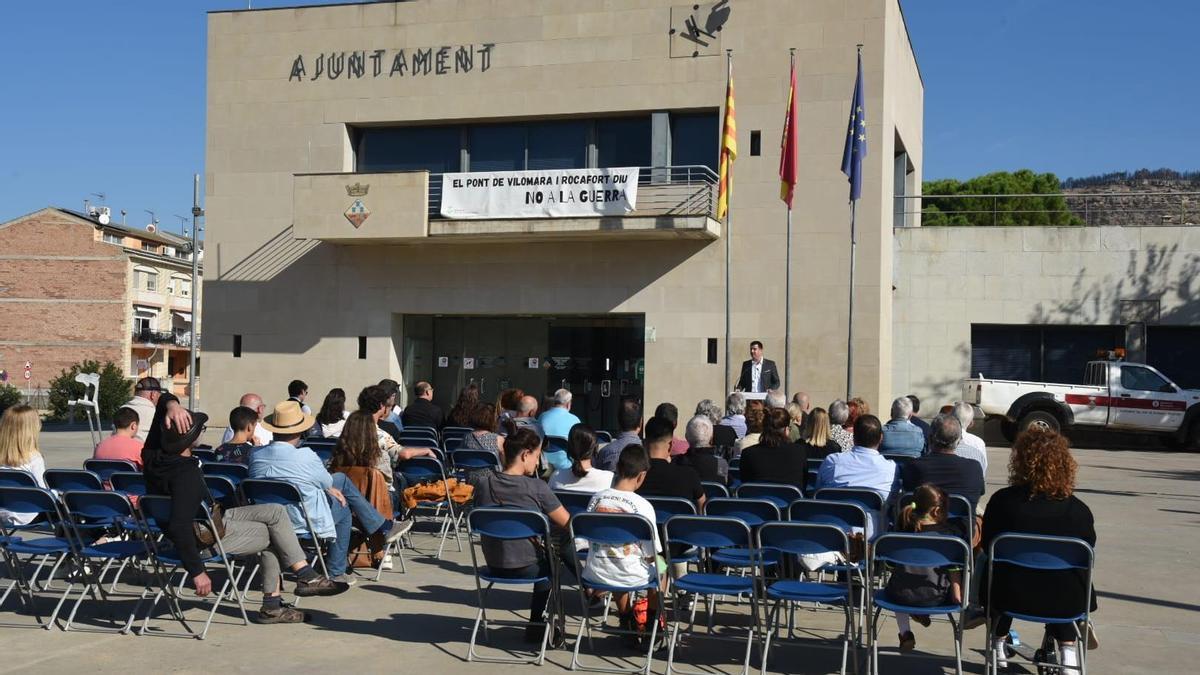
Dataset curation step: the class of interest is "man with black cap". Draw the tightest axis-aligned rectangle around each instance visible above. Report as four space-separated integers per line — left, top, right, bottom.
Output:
142 395 345 623
120 377 191 443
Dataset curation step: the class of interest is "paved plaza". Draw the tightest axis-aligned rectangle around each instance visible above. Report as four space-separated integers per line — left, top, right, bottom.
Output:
1 429 1197 674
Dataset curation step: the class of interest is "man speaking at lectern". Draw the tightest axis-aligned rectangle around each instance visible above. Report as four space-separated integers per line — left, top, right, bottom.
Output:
736 340 780 394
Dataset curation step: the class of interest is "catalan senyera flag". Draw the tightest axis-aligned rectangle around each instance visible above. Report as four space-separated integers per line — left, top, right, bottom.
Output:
716 68 737 221
778 56 798 208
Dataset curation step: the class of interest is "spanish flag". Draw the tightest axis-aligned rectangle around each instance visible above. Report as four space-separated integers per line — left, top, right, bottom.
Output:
779 55 798 208
716 64 737 221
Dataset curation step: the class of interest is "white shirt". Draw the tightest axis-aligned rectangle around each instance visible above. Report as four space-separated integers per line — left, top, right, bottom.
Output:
320 411 350 438
956 431 988 475
751 361 762 392
549 467 615 493
0 453 46 526
222 423 273 447
121 396 157 443
582 488 661 588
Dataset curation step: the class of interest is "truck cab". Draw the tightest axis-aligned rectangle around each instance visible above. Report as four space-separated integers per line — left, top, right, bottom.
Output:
1078 361 1191 431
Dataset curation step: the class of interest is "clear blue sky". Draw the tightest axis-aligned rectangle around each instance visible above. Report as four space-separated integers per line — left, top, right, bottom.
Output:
1 1 1197 224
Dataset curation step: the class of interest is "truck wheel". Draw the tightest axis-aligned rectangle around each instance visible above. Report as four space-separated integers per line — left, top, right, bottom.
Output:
1018 410 1061 435
1000 419 1017 443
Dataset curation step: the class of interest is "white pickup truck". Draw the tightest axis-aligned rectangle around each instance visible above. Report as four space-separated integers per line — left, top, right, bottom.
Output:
964 359 1200 445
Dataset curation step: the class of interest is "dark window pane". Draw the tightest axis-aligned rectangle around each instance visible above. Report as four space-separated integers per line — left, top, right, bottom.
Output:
671 112 719 172
470 124 525 172
357 126 461 173
1147 327 1200 388
527 121 587 170
970 325 1040 381
1042 326 1124 384
597 117 651 168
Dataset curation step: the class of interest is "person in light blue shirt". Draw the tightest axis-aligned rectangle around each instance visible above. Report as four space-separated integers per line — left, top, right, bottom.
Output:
539 388 582 440
817 414 899 538
718 392 748 439
879 396 926 458
250 400 408 584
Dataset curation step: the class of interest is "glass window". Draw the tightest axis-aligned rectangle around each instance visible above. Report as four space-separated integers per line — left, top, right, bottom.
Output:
670 112 719 172
596 117 651 168
103 233 122 245
142 243 160 254
357 126 461 173
469 124 526 172
527 121 587 170
1121 366 1171 392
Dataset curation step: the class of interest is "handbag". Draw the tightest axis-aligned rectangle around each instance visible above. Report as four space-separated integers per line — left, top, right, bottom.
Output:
193 501 227 548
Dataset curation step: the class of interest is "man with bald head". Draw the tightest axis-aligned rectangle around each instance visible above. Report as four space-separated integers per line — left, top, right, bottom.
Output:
401 381 444 429
222 393 273 446
512 395 544 438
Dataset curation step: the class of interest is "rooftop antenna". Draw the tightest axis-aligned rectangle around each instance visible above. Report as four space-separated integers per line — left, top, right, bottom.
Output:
91 192 107 203
120 209 127 226
144 209 159 233
173 214 190 235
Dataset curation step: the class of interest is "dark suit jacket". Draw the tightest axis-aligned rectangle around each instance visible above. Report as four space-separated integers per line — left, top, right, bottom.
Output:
736 358 780 393
401 398 444 430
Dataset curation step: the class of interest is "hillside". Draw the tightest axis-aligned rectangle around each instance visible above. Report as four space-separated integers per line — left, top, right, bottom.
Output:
1061 169 1198 225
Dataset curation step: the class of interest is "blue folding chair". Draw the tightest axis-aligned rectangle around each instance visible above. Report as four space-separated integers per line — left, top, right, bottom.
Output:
399 430 439 448
569 511 663 674
442 426 472 442
203 475 241 509
452 449 501 477
704 498 782 570
815 487 889 540
239 478 330 576
789 499 873 634
138 494 249 639
303 437 338 449
595 430 614 444
466 507 558 665
443 436 465 454
201 462 249 486
405 425 440 440
868 532 972 675
44 469 104 493
553 490 593 517
805 459 824 494
191 449 218 464
396 456 463 558
310 446 333 466
0 486 74 629
645 497 698 526
664 515 762 675
727 458 742 489
83 459 139 483
758 522 857 675
0 468 38 488
701 481 729 502
59 490 157 634
893 491 976 559
735 482 804 509
109 472 147 499
985 534 1095 675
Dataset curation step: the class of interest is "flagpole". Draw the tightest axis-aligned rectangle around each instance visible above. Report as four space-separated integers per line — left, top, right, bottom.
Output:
784 47 795 396
846 198 857 399
723 48 733 397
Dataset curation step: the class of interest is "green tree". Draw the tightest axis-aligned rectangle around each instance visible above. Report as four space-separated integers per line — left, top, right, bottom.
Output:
0 383 21 417
47 360 132 422
922 169 1083 226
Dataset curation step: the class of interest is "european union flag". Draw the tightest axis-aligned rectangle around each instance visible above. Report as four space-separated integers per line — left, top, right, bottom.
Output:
840 50 867 202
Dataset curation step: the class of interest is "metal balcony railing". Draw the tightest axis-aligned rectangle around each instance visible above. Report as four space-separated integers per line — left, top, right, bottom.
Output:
133 330 176 345
427 165 717 220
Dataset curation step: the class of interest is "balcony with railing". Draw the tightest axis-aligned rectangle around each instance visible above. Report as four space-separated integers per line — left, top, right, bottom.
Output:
132 329 200 348
293 166 720 244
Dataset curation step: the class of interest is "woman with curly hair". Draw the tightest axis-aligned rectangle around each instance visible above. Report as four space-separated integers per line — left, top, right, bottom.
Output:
981 428 1096 670
447 383 481 428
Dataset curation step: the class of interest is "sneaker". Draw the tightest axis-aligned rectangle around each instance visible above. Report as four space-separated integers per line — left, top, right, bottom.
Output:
380 554 394 571
898 631 916 653
383 519 414 545
255 604 307 624
332 573 358 586
992 639 1009 669
294 575 348 597
911 614 931 628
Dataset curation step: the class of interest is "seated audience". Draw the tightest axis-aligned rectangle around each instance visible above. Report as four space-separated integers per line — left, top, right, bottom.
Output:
906 394 932 448
696 399 737 451
215 406 258 464
0 405 47 526
495 388 525 426
786 402 805 442
982 429 1096 670
221 393 272 446
287 379 312 415
460 403 506 458
376 380 404 440
828 399 854 452
765 388 788 410
880 396 926 458
791 391 812 418
330 411 397 495
512 395 544 439
400 381 444 427
653 402 690 456
549 424 614 493
595 400 642 472
249 401 408 585
845 397 868 430
738 408 809 491
952 401 988 475
799 407 842 460
637 417 705 509
447 383 482 429
719 392 747 439
676 415 728 484
470 428 572 644
734 400 766 456
583 444 665 647
120 377 182 443
94 406 145 468
358 385 435 483
817 414 898 537
902 414 985 510
539 388 583 440
316 388 350 438
142 397 343 623
886 484 966 653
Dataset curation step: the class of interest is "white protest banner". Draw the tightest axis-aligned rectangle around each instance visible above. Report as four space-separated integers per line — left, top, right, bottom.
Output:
439 167 639 219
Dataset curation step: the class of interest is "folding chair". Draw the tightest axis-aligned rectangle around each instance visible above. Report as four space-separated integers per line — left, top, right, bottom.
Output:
201 462 249 486
0 468 39 488
239 478 330 576
203 475 241 509
443 436 465 454
452 449 501 478
83 459 139 483
543 435 571 472
395 456 462 558
442 426 472 443
137 495 249 640
405 425 440 440
302 438 338 449
44 469 104 493
663 515 762 675
398 430 439 448
701 481 729 502
595 430 614 444
805 459 824 495
645 497 698 526
191 449 218 464
553 489 594 517
466 507 558 665
569 511 663 674
735 482 804 509
310 446 333 466
758 522 857 675
868 532 972 675
985 534 1094 675
727 458 741 489
704 498 782 570
789 499 873 637
59 490 159 633
0 486 75 629
815 487 888 540
109 472 147 500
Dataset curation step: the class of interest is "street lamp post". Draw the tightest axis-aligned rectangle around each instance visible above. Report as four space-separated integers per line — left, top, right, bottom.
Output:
189 174 204 406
